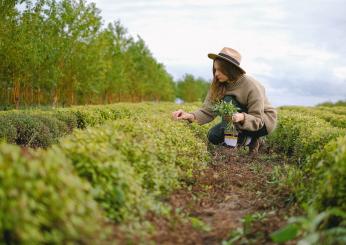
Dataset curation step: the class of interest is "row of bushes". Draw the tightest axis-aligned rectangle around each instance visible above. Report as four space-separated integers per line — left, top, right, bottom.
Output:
0 106 211 243
0 143 105 244
303 135 346 211
280 106 346 128
58 114 210 221
267 108 346 243
317 105 346 115
0 102 203 148
267 110 344 164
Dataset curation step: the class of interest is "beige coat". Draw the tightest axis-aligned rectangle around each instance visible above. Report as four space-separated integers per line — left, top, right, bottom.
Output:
191 74 277 134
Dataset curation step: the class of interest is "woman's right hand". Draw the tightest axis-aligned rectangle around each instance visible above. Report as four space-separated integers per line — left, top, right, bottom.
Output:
171 109 195 121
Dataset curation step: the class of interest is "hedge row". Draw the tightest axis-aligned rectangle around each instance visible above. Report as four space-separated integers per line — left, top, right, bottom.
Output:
317 105 346 115
280 106 346 129
0 102 203 148
0 107 211 243
0 143 105 244
303 135 346 211
267 108 346 243
267 108 346 210
57 114 210 222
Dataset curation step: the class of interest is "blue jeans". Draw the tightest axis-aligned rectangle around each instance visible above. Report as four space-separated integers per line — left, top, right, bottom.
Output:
207 95 268 145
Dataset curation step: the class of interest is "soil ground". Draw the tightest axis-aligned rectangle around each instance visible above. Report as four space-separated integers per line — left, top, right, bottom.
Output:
113 145 300 245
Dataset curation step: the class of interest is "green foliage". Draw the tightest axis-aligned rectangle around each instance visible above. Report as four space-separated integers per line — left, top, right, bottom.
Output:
58 125 148 222
320 106 346 115
271 208 346 245
0 103 142 147
270 223 299 243
280 106 346 128
0 0 176 107
268 106 346 245
34 114 69 140
189 217 211 232
176 73 210 102
0 117 17 143
0 102 211 241
212 100 239 131
212 100 239 116
303 136 346 211
267 109 346 208
51 111 78 133
222 212 268 245
267 110 344 163
57 113 210 222
0 143 104 244
0 113 53 148
317 100 346 107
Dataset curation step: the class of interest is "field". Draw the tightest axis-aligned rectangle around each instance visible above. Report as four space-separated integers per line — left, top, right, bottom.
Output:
0 102 345 244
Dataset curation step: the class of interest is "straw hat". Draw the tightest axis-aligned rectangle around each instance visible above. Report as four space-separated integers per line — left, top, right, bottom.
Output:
208 47 246 73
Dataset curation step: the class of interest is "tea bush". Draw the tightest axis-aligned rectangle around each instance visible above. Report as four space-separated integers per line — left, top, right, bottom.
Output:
267 110 344 164
0 143 104 244
0 102 203 148
1 113 53 148
58 114 210 222
268 107 346 244
0 117 17 143
280 106 346 128
303 135 346 211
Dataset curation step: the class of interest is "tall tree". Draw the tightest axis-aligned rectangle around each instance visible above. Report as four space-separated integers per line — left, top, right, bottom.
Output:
176 74 210 102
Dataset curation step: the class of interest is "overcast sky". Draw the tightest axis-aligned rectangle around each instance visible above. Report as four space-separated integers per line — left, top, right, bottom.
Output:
87 0 346 106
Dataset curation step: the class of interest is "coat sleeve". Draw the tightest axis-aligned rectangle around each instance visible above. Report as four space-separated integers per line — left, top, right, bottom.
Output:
190 89 217 125
235 85 265 131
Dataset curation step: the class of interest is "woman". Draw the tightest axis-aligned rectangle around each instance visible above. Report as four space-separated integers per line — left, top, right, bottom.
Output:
171 47 277 155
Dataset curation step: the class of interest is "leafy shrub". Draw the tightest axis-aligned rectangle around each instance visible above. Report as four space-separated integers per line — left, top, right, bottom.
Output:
280 106 346 128
267 110 344 164
304 135 346 211
0 117 17 143
0 143 104 244
1 113 53 148
58 114 210 222
0 102 207 148
52 111 78 133
268 108 346 244
59 127 146 222
34 115 69 140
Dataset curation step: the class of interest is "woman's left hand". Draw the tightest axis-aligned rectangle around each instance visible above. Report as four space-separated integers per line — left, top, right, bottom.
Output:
231 113 245 123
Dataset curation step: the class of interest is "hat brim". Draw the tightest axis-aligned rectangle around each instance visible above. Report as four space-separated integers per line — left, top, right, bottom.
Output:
208 53 246 73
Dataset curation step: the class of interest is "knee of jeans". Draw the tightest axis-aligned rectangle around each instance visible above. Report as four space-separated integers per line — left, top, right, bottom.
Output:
207 130 224 145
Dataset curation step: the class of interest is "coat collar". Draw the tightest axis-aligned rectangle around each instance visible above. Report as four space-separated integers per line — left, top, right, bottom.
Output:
226 74 246 90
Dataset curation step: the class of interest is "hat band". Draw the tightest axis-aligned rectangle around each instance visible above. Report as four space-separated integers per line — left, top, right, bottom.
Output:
218 53 240 65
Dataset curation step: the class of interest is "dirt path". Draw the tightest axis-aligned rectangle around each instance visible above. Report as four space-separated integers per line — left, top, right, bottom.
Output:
19 142 299 244
144 146 299 245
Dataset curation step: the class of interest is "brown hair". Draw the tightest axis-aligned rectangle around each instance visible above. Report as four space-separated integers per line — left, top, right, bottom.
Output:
209 58 246 102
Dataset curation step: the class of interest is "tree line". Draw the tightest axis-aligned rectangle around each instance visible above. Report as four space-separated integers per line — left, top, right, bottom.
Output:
0 0 210 108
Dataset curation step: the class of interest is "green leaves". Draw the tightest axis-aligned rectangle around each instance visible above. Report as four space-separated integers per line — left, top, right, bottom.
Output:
212 100 239 132
0 102 212 242
212 100 239 117
271 208 346 244
176 74 210 102
270 223 299 243
267 105 346 245
0 143 104 243
56 105 210 222
0 0 176 107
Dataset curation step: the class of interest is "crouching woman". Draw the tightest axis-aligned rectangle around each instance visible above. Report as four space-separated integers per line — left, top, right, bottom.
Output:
172 47 277 155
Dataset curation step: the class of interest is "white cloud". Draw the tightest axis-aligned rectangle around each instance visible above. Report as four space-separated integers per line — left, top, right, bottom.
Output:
333 67 346 80
87 0 346 106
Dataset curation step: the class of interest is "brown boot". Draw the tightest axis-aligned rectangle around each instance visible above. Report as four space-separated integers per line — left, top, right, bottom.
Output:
248 137 260 156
